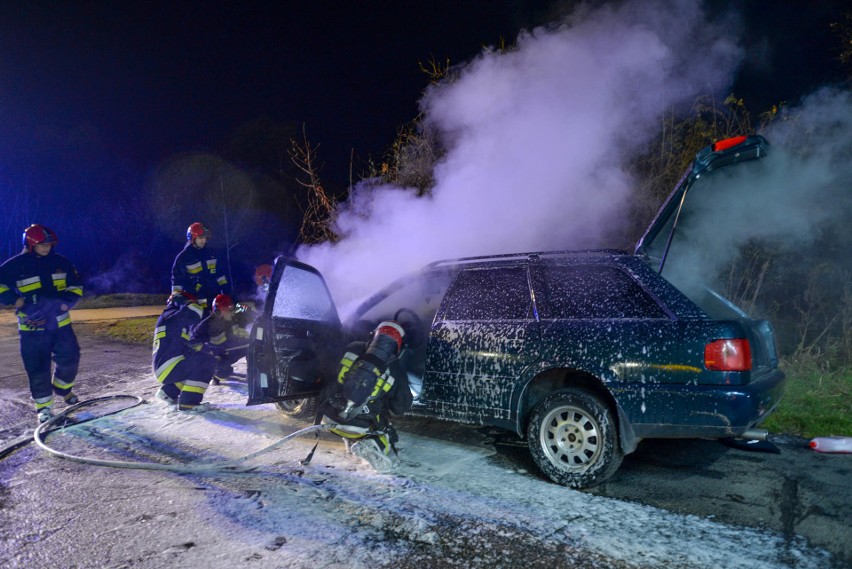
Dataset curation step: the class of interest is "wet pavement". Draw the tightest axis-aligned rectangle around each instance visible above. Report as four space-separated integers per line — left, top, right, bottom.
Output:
0 310 849 568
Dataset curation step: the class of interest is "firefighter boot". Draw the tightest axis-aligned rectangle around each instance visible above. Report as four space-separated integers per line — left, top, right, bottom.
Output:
350 437 399 473
155 388 177 405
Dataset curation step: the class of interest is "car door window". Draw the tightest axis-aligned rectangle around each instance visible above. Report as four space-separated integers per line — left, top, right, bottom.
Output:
272 264 334 321
441 267 531 320
535 265 666 319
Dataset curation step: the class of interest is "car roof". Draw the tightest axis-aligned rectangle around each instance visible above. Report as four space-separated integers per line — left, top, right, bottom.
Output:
424 249 631 270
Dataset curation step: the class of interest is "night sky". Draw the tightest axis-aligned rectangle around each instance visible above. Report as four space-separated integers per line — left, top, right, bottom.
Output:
0 1 848 293
1 1 557 183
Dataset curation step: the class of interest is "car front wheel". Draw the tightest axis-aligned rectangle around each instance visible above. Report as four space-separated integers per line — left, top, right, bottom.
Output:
527 388 623 488
275 397 318 419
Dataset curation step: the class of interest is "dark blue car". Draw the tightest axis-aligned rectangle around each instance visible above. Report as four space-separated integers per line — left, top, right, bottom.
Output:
247 135 785 488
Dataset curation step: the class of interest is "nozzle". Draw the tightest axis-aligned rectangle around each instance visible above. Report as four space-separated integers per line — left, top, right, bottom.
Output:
341 401 357 420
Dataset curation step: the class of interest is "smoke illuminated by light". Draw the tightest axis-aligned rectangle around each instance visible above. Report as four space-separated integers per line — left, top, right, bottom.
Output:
298 0 746 312
661 87 852 298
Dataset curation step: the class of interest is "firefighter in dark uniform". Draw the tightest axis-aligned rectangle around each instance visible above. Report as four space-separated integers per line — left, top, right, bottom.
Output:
318 321 412 472
190 293 254 384
152 291 217 410
0 225 83 423
170 222 231 313
253 263 273 310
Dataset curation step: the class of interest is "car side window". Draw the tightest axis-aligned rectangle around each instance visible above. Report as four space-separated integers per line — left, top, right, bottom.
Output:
535 265 666 319
441 267 531 320
272 265 334 321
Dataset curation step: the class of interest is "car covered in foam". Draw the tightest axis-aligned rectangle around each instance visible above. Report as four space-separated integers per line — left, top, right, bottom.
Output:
246 135 785 488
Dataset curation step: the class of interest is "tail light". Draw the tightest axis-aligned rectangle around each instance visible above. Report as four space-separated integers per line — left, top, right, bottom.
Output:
704 339 752 371
711 135 747 152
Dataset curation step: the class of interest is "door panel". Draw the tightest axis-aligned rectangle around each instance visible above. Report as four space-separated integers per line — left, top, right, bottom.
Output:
420 265 537 424
247 258 341 406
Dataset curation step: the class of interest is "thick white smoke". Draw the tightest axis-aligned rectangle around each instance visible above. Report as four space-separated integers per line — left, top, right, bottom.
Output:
661 87 852 297
299 0 743 313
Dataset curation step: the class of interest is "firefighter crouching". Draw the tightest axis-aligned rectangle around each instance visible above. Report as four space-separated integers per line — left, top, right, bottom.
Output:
318 321 413 472
152 291 217 411
191 293 254 384
0 224 84 423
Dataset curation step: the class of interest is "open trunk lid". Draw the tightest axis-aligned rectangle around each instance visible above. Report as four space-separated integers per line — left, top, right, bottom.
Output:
634 135 780 377
634 134 770 274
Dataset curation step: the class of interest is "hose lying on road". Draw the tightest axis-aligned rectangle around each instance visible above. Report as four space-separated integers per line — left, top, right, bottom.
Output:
30 395 330 474
0 394 145 460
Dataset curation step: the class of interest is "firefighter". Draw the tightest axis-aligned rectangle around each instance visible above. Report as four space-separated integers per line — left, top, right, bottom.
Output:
0 224 83 423
152 290 217 411
318 321 412 472
170 222 232 313
190 293 254 384
254 263 272 292
253 263 273 309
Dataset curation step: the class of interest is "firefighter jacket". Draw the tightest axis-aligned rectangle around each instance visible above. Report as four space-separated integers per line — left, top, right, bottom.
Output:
170 243 231 310
152 300 205 383
190 308 254 357
322 339 413 432
0 250 83 332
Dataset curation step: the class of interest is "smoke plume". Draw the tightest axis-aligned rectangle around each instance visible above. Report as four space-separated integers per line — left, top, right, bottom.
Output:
299 0 743 313
662 87 852 298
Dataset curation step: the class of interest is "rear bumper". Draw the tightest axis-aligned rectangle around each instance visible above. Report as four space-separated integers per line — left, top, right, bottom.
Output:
612 368 786 439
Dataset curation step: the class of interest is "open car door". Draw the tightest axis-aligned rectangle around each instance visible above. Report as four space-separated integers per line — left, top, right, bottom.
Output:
246 257 342 406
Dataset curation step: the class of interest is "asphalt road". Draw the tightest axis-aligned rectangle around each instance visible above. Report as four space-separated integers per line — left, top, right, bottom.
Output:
484 427 851 561
0 308 849 568
392 418 852 565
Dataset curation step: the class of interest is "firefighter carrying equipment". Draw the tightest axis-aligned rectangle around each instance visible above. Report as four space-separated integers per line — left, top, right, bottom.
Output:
338 321 408 421
314 321 412 469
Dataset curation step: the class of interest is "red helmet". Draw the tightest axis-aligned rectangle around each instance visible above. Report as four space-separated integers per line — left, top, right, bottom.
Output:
254 264 273 287
186 222 210 243
168 290 199 306
213 293 235 314
375 321 405 353
22 224 58 252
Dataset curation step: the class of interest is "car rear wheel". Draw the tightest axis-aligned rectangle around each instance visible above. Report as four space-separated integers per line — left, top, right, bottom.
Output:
275 397 318 419
527 388 623 488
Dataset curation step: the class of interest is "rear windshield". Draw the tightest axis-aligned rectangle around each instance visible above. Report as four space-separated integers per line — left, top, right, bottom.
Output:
642 158 771 303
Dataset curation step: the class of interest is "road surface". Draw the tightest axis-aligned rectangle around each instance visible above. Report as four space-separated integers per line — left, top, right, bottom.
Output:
0 308 849 568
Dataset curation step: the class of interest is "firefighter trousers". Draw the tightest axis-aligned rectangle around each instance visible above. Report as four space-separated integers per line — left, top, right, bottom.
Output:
158 350 217 409
20 326 80 411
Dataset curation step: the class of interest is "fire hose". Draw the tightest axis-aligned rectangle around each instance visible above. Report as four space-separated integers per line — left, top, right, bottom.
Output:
0 395 146 461
0 395 334 474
